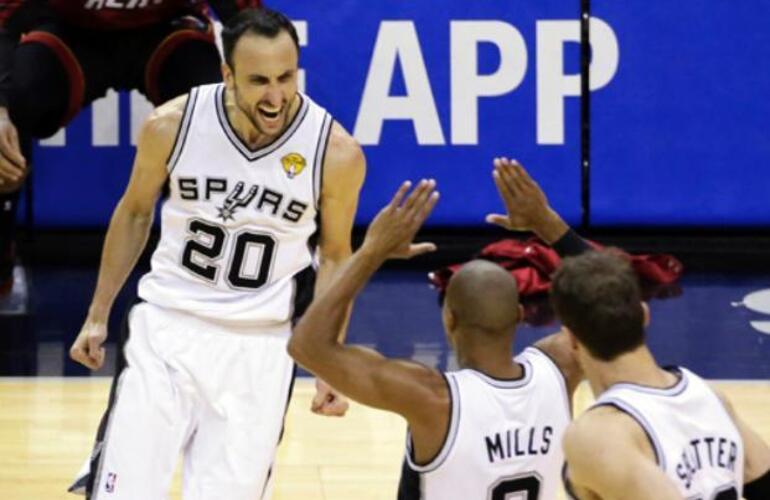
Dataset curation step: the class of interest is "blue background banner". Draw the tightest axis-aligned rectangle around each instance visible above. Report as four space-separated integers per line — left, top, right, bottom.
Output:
28 1 770 228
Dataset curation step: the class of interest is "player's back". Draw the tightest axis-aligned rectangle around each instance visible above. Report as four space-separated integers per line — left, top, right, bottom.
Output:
398 347 571 500
593 367 745 499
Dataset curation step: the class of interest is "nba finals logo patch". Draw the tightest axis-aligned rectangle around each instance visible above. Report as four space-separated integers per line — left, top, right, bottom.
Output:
281 153 306 179
105 472 117 493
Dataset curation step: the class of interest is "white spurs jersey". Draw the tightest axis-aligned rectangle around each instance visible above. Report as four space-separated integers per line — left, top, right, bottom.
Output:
138 83 333 326
398 347 572 500
589 367 744 500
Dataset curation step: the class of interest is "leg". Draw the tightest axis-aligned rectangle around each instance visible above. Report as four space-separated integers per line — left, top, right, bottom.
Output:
86 303 195 500
0 29 84 295
143 18 222 105
181 330 296 500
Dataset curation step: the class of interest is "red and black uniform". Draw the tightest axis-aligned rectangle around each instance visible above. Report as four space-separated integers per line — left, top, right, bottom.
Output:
0 0 260 289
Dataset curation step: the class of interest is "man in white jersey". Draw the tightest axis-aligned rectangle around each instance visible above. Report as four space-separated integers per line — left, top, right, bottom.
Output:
552 252 770 500
67 8 365 499
288 162 585 500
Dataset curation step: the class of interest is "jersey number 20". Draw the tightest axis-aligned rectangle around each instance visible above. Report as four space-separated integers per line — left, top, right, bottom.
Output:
181 219 276 290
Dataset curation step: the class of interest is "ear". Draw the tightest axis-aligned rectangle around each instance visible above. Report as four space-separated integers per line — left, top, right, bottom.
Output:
563 326 579 351
443 303 457 333
222 63 234 89
516 304 525 325
641 302 650 327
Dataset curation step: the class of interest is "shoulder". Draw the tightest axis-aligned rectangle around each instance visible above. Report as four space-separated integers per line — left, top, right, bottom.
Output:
565 405 648 459
322 121 366 187
530 331 583 396
137 94 189 158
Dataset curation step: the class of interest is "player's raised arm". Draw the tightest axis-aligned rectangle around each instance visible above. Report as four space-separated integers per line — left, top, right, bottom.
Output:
563 407 683 500
288 180 442 420
68 95 184 370
488 157 591 257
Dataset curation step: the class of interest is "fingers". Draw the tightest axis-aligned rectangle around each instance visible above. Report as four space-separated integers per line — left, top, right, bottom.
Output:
401 178 435 213
492 168 516 207
485 213 510 229
0 127 25 169
6 127 25 167
416 190 439 224
69 342 100 370
406 179 438 223
312 399 349 417
388 181 412 210
310 390 350 417
0 154 24 185
407 242 437 258
87 331 106 368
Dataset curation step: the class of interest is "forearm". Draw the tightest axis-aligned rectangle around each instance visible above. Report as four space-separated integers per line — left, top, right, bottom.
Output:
291 248 383 367
314 252 353 342
88 200 154 322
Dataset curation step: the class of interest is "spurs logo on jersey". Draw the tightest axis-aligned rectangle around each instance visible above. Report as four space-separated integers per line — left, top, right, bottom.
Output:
398 348 571 500
138 83 333 326
590 368 745 500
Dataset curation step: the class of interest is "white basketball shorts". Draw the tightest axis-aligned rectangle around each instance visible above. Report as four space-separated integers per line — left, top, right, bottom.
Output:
88 302 295 500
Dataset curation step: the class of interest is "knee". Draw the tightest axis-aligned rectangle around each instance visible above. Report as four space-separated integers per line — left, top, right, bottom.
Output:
9 36 79 138
148 37 222 105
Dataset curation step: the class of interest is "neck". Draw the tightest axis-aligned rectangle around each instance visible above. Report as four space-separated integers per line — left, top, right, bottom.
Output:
583 345 677 396
456 328 520 379
225 89 300 149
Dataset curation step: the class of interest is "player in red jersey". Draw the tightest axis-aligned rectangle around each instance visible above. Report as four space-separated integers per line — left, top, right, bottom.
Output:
0 0 260 299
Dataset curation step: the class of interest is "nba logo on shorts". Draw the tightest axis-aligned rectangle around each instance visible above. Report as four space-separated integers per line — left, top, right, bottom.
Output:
105 472 117 493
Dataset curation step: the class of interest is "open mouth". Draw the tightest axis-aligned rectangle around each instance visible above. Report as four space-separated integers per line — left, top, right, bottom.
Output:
258 107 281 122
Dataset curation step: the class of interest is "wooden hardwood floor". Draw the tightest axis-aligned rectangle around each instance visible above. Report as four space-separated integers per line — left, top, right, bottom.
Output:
0 378 767 499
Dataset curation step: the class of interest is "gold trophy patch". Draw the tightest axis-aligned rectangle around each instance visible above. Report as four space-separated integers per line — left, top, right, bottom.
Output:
281 153 307 179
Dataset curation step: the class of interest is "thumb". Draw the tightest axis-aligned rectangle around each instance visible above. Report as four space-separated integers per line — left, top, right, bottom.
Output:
485 213 510 229
311 388 327 410
407 242 437 258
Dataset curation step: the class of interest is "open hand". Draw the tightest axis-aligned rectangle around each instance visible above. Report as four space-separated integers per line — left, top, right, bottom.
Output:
362 179 439 260
485 157 555 232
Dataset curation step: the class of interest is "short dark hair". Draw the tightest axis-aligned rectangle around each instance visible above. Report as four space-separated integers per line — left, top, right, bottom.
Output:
221 7 300 68
550 251 645 361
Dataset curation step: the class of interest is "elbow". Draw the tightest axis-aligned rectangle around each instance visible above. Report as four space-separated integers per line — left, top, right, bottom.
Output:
286 331 309 367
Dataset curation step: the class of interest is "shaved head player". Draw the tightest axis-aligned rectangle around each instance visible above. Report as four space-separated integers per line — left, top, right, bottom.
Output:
289 172 584 499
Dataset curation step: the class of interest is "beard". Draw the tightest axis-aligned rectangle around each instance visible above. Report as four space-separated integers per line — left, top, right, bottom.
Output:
233 83 290 137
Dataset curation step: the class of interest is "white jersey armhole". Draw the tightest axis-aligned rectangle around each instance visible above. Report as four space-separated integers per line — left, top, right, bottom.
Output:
166 87 200 174
405 373 461 473
521 346 573 417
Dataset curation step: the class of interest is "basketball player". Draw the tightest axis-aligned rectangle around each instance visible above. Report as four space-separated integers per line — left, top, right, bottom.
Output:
552 251 770 499
68 8 364 499
0 0 261 300
289 173 584 499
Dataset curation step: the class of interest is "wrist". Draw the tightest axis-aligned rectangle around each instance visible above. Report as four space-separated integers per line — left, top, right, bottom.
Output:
533 209 569 244
356 242 388 266
87 304 111 324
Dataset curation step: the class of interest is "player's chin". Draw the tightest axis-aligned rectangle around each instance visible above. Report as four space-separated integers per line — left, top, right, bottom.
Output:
255 109 284 133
